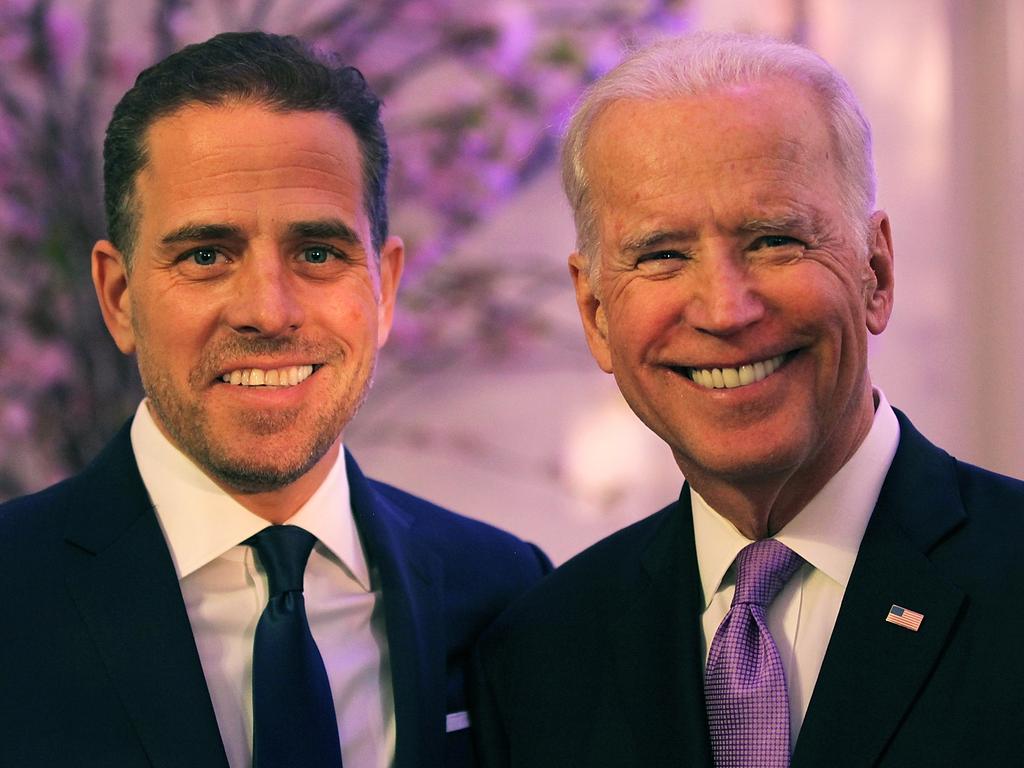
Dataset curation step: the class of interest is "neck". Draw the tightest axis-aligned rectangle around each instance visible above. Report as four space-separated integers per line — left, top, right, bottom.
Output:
685 471 822 539
681 389 878 540
216 441 342 524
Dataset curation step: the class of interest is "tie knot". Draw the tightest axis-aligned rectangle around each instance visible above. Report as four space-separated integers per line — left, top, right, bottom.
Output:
245 525 317 597
732 539 804 608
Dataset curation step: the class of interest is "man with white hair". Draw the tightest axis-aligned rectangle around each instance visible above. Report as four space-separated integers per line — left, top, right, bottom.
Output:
474 31 1024 767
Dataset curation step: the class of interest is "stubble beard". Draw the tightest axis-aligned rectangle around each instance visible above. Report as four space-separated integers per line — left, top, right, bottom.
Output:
136 338 375 494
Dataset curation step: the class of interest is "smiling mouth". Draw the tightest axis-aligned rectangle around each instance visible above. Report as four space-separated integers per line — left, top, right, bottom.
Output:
683 353 790 390
219 364 319 387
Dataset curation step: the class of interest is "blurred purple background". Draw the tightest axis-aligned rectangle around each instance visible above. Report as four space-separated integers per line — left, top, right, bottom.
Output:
1 0 1021 562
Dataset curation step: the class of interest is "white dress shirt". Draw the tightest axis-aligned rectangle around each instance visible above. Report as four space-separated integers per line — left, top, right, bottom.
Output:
130 401 396 768
693 389 900 746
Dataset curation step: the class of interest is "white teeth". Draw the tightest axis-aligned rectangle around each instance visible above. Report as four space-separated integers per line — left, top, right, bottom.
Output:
221 364 315 387
688 354 787 390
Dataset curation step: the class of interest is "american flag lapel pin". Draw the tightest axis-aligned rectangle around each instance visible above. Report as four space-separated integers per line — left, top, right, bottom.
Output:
886 604 924 632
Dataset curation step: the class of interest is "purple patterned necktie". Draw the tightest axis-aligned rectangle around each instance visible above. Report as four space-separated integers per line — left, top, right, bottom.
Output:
705 539 805 768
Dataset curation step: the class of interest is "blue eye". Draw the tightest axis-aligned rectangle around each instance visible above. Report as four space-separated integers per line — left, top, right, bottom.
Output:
190 247 220 265
301 246 336 264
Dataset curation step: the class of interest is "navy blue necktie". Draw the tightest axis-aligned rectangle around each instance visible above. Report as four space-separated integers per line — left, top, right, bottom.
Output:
246 525 343 767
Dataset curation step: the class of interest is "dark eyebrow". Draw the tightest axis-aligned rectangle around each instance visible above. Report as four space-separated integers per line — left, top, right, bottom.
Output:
287 219 362 246
160 223 243 245
621 229 695 253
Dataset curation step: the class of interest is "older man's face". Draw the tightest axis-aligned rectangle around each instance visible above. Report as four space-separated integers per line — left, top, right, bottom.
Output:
93 102 403 494
570 78 893 493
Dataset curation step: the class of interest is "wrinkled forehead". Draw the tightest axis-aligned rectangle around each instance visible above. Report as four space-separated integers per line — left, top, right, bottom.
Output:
583 79 837 196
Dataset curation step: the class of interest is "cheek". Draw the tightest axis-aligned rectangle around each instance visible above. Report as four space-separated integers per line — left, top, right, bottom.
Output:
610 287 682 340
606 321 676 376
769 263 856 320
324 291 381 343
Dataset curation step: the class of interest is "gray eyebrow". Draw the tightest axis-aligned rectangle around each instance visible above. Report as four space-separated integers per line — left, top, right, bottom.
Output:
619 215 819 251
620 229 696 253
738 212 818 234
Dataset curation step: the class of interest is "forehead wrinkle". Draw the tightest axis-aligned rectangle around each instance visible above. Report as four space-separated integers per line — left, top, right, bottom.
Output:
588 92 846 252
187 146 352 166
166 164 357 186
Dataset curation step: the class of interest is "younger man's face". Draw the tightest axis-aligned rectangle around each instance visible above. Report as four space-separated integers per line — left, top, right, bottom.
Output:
94 101 403 493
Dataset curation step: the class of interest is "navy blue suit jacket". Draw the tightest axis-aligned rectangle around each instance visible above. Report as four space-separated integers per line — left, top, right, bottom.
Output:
0 422 550 767
474 410 1024 767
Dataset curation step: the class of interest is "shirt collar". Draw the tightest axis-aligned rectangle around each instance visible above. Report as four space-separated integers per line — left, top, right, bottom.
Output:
130 400 370 590
691 388 901 609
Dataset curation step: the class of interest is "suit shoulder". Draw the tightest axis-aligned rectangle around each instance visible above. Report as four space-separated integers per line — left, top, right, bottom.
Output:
367 477 552 577
0 474 79 544
552 503 676 583
894 408 1023 503
482 501 677 645
0 475 93 597
951 459 1024 543
955 459 1024 503
0 424 138 547
365 477 553 651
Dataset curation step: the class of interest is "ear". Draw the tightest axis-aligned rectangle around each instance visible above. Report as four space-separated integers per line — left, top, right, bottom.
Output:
91 240 137 355
375 235 405 348
568 250 613 373
863 211 895 335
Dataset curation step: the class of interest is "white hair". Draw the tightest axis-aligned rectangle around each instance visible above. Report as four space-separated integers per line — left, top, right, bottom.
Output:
561 31 876 274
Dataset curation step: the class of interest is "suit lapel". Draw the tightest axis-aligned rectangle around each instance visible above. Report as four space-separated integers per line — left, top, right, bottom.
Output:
346 452 446 768
63 425 228 768
609 490 714 767
793 412 967 768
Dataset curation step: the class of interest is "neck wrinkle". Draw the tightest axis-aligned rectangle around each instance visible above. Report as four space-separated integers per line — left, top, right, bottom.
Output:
678 383 877 540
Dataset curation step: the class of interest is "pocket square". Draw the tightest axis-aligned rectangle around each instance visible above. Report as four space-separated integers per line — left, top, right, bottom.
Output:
446 711 471 733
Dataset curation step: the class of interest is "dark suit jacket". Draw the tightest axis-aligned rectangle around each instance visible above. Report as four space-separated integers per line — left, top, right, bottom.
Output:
474 410 1024 767
0 421 551 768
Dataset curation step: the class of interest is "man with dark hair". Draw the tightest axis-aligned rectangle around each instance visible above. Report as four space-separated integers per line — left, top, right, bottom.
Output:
0 31 549 768
474 31 1024 767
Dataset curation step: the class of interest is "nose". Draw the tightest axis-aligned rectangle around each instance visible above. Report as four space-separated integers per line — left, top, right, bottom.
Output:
223 252 304 337
685 252 765 336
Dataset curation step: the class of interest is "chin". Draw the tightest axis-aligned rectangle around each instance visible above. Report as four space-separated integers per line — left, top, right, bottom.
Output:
675 435 812 485
191 425 340 493
204 450 324 494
